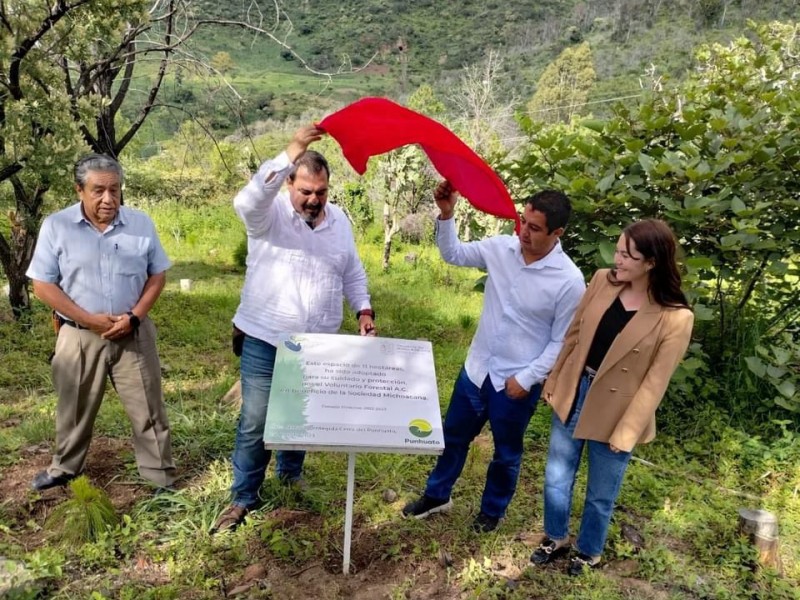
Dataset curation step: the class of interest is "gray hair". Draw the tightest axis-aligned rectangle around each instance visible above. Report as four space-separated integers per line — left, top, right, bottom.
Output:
74 154 124 187
288 150 330 182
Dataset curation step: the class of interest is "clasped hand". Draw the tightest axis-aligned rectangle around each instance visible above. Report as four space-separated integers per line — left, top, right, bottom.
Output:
95 313 136 340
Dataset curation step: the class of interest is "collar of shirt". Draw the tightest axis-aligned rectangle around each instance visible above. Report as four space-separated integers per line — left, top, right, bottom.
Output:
279 194 336 233
511 238 568 270
67 202 127 230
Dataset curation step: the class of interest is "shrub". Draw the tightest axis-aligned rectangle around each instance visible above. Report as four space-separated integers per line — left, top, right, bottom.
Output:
46 476 118 545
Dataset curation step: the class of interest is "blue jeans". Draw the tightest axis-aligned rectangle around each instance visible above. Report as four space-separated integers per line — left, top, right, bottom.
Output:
425 367 541 519
230 335 306 508
543 373 632 557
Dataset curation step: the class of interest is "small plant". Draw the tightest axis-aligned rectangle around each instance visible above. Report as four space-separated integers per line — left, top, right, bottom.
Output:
46 476 118 545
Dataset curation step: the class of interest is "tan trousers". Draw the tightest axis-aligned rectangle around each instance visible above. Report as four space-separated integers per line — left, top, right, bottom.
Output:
49 317 176 487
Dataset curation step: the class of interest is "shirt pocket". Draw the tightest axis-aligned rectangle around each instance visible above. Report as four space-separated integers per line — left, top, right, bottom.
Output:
113 236 149 276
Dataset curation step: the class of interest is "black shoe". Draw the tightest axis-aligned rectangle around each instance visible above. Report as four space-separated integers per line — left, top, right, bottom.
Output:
567 552 601 576
31 470 75 491
531 537 570 565
401 495 453 519
471 512 500 533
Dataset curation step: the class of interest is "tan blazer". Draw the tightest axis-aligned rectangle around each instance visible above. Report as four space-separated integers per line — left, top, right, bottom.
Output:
542 269 693 452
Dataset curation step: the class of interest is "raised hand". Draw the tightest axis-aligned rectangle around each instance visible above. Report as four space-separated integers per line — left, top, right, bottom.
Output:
433 180 458 219
287 125 325 162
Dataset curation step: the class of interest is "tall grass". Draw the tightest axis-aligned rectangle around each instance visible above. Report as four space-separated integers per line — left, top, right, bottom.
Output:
0 196 798 598
46 476 119 545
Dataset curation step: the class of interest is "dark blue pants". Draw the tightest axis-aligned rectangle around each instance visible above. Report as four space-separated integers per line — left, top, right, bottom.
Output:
424 367 540 518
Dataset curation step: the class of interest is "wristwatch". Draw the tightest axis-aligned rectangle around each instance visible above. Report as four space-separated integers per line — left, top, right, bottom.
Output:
126 311 141 330
356 309 376 319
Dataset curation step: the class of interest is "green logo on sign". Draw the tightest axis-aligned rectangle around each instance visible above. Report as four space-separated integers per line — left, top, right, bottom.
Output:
409 419 433 438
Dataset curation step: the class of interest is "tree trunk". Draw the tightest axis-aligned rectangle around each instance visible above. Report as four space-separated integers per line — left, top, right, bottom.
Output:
6 265 31 319
382 235 392 272
0 181 46 320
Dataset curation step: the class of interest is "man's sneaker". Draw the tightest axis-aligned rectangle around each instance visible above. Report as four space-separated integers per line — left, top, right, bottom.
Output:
210 505 249 534
471 512 500 533
567 552 601 576
401 495 453 519
531 537 570 565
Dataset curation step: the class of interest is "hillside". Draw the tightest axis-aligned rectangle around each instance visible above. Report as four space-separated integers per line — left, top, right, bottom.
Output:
129 0 797 145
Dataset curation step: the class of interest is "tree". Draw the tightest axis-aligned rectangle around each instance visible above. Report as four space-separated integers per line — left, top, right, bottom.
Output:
372 146 437 271
210 51 235 75
508 22 800 419
1 0 376 318
0 0 121 319
448 50 519 239
527 42 596 124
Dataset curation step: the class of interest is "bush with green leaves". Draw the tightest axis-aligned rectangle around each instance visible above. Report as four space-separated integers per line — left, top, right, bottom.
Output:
505 21 800 426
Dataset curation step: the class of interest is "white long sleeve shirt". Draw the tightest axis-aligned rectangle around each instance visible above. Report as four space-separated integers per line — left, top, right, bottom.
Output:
233 152 371 345
436 217 585 392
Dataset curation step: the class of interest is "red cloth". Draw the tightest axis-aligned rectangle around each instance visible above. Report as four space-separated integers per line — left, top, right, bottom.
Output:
318 97 520 232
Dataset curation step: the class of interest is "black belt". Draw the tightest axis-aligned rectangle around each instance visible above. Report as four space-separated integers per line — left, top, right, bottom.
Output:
57 316 88 330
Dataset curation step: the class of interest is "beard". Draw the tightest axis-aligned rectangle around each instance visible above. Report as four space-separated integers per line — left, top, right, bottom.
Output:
302 202 322 221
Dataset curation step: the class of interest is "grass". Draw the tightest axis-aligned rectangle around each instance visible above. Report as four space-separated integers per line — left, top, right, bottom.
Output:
0 197 798 598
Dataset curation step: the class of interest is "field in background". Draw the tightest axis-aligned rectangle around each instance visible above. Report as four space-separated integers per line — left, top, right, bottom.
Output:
0 199 798 599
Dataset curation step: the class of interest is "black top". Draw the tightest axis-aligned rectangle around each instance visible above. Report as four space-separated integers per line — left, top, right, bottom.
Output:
585 296 637 371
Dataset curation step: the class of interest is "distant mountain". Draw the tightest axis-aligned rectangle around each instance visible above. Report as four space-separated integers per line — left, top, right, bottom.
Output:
138 0 796 140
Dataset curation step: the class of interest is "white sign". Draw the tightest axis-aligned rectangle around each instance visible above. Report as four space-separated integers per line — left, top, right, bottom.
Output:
264 333 443 454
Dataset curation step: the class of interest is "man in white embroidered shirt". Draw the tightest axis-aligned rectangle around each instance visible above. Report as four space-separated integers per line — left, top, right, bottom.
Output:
402 181 585 533
213 125 376 533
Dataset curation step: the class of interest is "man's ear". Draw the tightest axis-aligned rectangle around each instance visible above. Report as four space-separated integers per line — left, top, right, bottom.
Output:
551 226 565 238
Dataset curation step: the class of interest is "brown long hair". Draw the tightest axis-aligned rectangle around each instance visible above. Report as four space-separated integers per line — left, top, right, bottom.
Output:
609 219 690 309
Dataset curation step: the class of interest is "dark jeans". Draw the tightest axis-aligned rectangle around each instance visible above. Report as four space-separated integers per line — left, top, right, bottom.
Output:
424 367 540 519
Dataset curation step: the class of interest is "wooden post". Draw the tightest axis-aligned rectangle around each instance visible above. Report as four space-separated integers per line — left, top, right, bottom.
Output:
737 508 782 574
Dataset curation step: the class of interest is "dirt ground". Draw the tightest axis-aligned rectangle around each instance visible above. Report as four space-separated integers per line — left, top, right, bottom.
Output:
0 436 463 598
0 435 675 599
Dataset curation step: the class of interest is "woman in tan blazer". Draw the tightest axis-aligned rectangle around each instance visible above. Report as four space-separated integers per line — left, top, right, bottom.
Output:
530 219 693 576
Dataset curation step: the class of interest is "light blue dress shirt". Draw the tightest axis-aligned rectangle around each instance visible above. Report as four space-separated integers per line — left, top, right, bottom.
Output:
436 217 586 392
26 203 171 315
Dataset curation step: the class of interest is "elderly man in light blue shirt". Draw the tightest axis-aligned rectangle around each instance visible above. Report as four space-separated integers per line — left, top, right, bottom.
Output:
403 182 585 533
26 154 176 492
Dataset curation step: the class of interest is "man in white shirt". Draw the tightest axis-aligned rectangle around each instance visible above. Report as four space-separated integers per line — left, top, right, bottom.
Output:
213 126 376 533
402 181 585 533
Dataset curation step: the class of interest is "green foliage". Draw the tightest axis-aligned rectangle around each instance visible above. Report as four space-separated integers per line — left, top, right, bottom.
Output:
232 235 248 269
528 42 597 124
1 187 799 596
508 21 800 424
371 145 438 269
332 181 374 233
46 476 119 545
259 520 318 562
